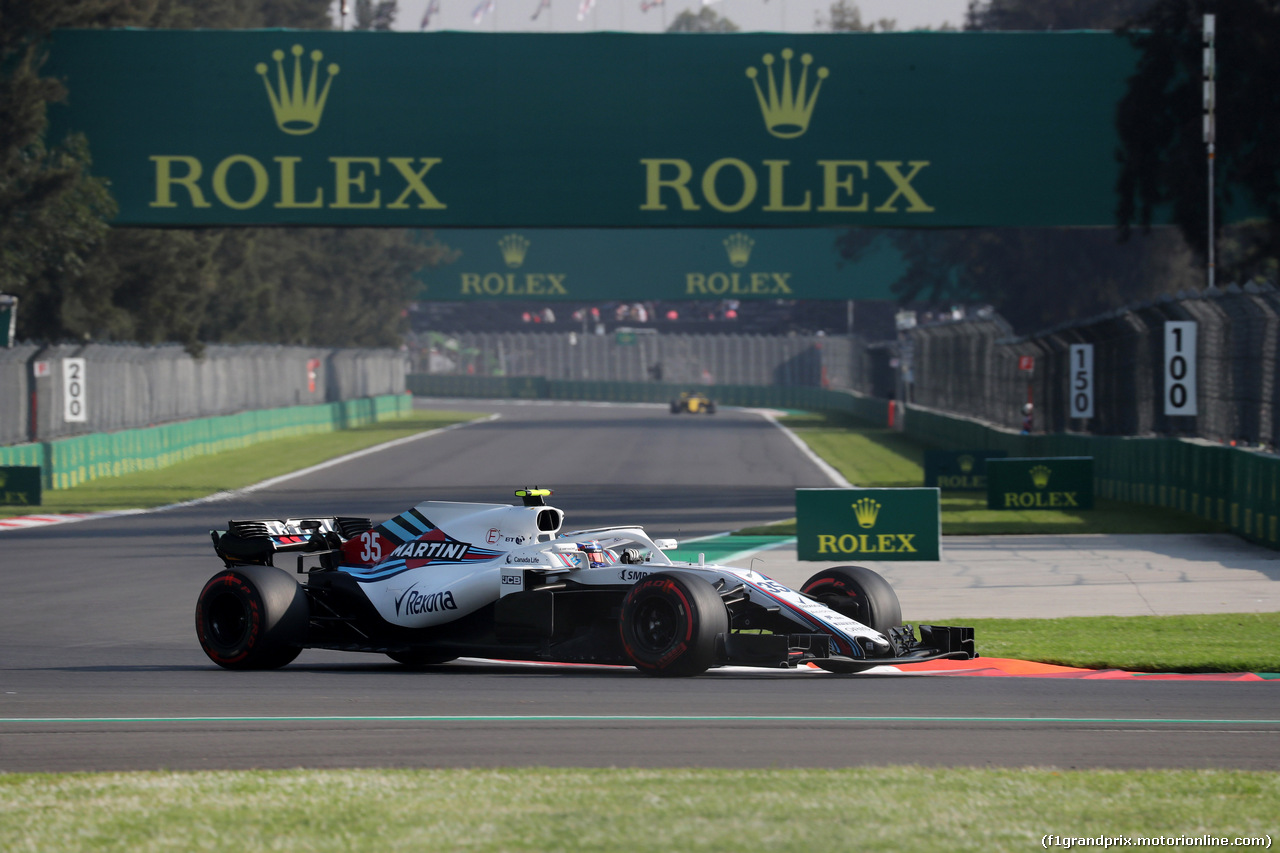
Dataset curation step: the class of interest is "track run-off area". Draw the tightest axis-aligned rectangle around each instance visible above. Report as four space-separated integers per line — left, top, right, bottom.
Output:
1 399 1277 772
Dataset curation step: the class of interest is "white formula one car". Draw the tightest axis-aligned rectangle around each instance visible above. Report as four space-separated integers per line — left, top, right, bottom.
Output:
196 489 976 676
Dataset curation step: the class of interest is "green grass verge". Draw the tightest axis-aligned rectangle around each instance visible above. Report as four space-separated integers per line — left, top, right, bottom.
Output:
2 767 1276 853
920 613 1280 674
777 412 1227 536
0 411 482 518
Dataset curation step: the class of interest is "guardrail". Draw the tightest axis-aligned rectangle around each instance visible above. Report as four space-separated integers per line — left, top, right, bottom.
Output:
1 343 406 447
0 394 411 490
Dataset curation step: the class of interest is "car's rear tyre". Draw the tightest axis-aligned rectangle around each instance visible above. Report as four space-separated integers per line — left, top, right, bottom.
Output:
801 566 902 674
387 649 458 667
669 400 681 414
619 572 728 676
195 565 308 670
706 401 717 414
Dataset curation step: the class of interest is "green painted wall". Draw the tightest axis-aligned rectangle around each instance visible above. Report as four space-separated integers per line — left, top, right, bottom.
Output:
0 394 411 491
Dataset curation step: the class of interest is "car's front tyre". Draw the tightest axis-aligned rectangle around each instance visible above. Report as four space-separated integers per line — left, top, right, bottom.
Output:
195 565 308 670
801 566 902 674
619 572 728 677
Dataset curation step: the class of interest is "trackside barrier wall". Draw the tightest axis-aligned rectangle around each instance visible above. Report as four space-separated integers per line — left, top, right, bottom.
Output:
903 404 1277 549
0 394 410 490
405 374 890 423
1 343 406 446
904 283 1280 445
407 372 1279 550
413 332 865 393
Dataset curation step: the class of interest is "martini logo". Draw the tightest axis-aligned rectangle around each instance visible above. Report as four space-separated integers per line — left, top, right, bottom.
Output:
499 234 530 268
852 497 880 529
746 49 829 139
256 45 339 135
723 233 754 267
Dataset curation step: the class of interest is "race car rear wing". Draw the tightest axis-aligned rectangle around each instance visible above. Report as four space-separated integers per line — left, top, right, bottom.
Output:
211 516 372 568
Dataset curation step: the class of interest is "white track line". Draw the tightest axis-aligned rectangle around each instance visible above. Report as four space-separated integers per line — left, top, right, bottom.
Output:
751 409 852 488
0 414 499 532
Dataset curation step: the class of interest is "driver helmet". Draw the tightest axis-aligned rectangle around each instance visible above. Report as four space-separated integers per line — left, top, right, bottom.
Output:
579 541 608 568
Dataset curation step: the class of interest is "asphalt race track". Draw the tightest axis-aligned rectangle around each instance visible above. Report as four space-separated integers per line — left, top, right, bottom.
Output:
1 400 1277 772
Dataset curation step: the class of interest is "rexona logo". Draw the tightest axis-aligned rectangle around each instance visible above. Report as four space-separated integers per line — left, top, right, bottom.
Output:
797 487 940 561
394 584 459 616
640 48 934 218
685 232 794 296
457 233 569 297
149 44 446 213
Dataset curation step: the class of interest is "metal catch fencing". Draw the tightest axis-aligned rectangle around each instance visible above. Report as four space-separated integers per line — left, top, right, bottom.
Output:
1 343 406 446
412 331 866 392
902 283 1280 445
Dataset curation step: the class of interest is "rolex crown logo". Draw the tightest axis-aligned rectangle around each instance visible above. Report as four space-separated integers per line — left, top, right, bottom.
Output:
851 497 881 529
958 455 975 474
498 234 530 268
723 233 755 268
1030 465 1052 489
746 48 829 139
256 45 339 135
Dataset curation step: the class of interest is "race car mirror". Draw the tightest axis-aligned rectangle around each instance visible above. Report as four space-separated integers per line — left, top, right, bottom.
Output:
653 538 678 550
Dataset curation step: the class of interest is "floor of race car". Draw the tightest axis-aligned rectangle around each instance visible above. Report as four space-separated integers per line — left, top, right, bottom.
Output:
462 657 1279 682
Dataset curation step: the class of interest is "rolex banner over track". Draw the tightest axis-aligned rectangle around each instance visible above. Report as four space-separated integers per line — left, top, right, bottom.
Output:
45 30 1148 228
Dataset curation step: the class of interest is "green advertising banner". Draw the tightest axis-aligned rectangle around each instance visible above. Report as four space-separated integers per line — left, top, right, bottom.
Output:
44 29 1149 228
987 457 1095 510
796 488 940 561
419 229 905 300
923 449 1008 491
0 467 42 506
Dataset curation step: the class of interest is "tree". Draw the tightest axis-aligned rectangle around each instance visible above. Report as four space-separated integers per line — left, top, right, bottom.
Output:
353 0 398 31
829 0 1205 335
4 0 451 350
818 0 895 32
666 7 739 33
1116 0 1280 285
0 1 131 337
837 227 1199 333
964 0 1156 31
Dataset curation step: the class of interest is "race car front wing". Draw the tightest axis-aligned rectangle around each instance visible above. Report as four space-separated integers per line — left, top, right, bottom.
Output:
721 623 976 669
